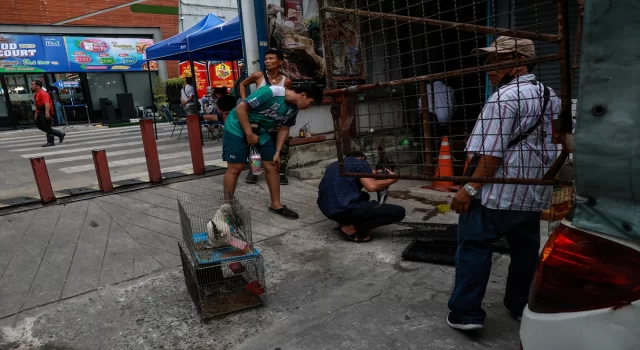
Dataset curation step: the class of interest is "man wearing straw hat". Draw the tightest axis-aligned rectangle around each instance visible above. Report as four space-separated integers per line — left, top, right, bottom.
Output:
446 36 561 331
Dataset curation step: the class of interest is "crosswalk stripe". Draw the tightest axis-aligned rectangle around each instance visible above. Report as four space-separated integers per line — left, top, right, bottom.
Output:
10 131 179 152
0 127 176 148
20 140 166 158
100 159 228 183
58 148 223 173
0 124 173 144
0 126 143 143
42 143 214 164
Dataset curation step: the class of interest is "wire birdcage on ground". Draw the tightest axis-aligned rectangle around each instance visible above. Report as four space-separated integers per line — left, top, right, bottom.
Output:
178 192 254 263
179 242 267 321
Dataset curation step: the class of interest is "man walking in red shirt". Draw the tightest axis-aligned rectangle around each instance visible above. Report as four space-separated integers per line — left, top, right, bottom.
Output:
32 80 65 147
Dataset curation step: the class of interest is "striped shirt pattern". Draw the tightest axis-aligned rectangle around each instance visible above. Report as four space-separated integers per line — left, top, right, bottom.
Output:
466 74 561 211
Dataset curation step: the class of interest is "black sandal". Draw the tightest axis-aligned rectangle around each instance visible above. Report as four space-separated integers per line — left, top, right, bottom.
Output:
268 205 299 220
336 227 372 243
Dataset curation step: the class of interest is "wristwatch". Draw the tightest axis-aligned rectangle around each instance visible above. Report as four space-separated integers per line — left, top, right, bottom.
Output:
463 184 479 197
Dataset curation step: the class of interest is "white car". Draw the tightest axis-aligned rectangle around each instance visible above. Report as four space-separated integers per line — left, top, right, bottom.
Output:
520 219 640 350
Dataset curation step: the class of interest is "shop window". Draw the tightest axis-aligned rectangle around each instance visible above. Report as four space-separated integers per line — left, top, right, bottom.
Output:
0 85 9 119
124 72 156 110
87 72 125 111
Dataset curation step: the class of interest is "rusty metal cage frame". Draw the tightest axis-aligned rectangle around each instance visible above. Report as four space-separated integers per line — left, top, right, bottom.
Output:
318 0 576 186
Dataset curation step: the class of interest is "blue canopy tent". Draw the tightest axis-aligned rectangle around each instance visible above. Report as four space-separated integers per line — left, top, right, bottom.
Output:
144 15 242 142
143 14 224 140
145 13 224 61
187 16 243 61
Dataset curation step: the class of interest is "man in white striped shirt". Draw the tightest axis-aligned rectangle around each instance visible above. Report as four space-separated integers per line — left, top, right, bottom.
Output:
446 36 561 331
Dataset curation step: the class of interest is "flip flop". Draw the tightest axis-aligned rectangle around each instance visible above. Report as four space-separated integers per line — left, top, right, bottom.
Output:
336 227 372 243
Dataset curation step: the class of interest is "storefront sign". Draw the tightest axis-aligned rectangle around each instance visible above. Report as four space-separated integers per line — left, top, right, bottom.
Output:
64 36 157 72
179 61 208 98
52 80 80 89
0 34 156 73
0 34 67 73
208 61 236 89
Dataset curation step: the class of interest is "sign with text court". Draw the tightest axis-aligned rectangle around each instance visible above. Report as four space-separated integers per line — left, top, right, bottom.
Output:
0 34 67 73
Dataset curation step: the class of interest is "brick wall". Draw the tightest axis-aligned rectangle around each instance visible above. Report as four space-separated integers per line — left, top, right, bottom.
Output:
3 0 179 76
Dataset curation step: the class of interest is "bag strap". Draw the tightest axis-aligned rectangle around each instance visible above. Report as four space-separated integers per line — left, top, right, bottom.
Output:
506 84 550 149
263 70 271 86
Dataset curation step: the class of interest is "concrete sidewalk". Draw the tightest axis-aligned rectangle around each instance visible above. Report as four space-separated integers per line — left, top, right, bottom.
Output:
0 175 538 350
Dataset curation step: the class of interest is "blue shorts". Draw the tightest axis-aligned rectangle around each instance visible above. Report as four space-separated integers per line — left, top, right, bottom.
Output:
222 132 276 164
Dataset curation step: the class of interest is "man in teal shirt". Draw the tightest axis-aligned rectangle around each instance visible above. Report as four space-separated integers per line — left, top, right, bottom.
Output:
222 82 323 219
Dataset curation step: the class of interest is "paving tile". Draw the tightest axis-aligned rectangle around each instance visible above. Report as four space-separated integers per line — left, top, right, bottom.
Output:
188 172 325 218
0 210 35 280
114 220 180 259
95 200 182 240
98 194 180 224
145 186 194 200
0 206 62 318
22 201 89 310
99 221 136 286
132 243 164 278
122 190 180 211
61 201 110 299
136 243 180 268
232 190 325 224
250 220 289 238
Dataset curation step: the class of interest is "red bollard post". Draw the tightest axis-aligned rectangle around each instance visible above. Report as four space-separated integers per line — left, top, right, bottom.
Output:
92 149 113 192
140 119 162 184
30 157 55 204
186 114 205 175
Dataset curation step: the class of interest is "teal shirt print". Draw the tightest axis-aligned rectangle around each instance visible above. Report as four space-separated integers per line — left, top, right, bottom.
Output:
224 86 298 145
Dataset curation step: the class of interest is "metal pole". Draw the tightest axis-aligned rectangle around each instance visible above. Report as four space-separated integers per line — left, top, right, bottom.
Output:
324 54 559 96
188 52 204 146
543 0 575 180
238 0 261 75
147 60 158 140
62 104 69 127
30 157 56 204
322 6 560 42
253 0 269 65
85 104 91 126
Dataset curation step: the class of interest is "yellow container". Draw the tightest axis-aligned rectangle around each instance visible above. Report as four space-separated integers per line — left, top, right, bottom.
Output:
437 204 450 213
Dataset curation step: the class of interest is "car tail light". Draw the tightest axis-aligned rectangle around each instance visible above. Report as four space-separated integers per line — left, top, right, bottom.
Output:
528 223 640 313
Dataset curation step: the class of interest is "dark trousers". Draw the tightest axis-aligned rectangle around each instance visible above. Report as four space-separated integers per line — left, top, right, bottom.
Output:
329 196 406 234
268 130 289 173
35 113 64 144
448 199 541 324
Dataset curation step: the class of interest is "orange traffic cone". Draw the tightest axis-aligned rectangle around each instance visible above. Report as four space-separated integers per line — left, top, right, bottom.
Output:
449 153 474 192
431 136 455 192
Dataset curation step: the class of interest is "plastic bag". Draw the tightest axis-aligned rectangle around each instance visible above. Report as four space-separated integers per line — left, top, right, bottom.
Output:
249 146 262 175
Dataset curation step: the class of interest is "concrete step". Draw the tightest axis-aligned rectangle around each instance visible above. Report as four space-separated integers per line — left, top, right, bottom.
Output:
288 147 423 180
288 140 338 169
288 159 336 180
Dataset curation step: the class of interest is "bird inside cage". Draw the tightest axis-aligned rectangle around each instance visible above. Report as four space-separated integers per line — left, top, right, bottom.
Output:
206 204 249 251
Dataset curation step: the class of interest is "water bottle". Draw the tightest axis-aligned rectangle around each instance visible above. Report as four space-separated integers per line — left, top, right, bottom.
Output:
304 122 311 137
249 147 262 175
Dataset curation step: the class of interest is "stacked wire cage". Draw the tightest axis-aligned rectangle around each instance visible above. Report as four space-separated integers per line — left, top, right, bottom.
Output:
178 192 267 320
